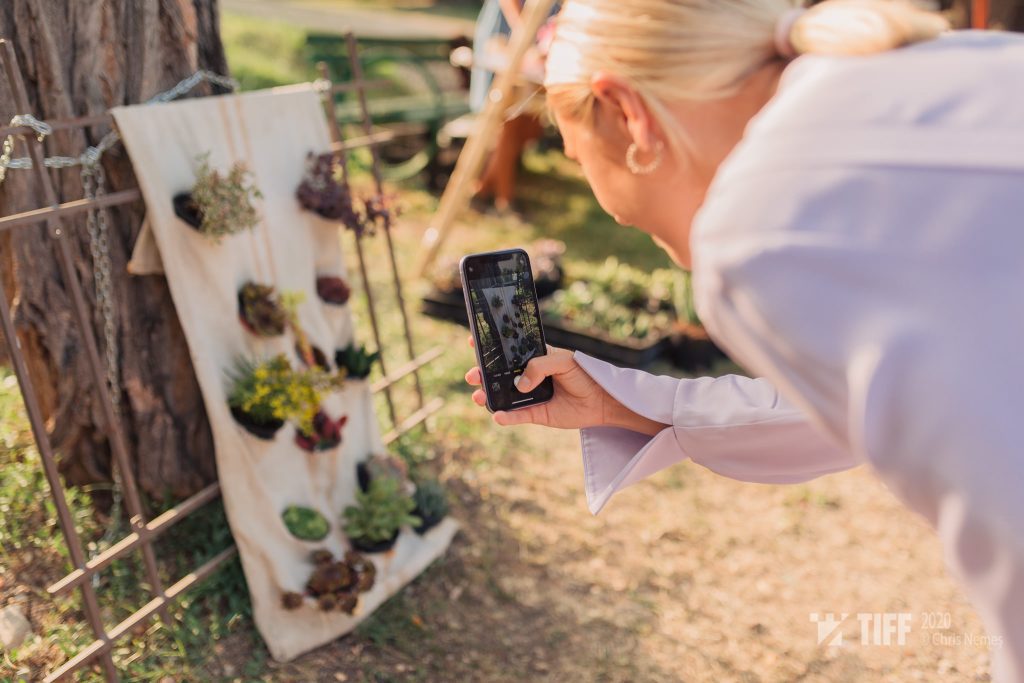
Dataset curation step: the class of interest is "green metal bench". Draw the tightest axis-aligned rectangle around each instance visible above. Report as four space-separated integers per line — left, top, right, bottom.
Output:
306 33 471 184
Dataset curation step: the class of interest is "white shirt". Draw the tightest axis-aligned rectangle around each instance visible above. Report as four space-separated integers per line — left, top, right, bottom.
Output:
576 31 1024 681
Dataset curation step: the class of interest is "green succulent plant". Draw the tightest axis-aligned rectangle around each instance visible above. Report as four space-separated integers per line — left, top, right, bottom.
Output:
335 343 380 380
412 479 448 527
343 478 419 544
281 505 330 541
238 282 288 336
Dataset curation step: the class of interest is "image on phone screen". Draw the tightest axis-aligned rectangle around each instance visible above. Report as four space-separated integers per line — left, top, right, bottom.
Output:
462 250 554 412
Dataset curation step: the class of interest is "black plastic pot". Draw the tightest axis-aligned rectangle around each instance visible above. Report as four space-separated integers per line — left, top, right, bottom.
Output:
668 323 726 372
412 509 445 535
335 349 374 380
173 192 203 230
350 531 399 554
356 461 371 493
229 405 283 440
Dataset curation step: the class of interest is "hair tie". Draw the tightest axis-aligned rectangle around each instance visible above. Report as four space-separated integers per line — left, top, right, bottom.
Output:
774 7 806 59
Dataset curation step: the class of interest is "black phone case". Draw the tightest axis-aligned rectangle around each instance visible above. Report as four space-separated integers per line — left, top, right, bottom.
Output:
460 248 554 413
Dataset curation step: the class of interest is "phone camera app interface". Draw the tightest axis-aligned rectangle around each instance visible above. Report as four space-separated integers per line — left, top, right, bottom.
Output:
467 253 545 410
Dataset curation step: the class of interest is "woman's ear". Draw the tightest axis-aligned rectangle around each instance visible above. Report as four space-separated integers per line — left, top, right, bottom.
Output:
590 71 658 152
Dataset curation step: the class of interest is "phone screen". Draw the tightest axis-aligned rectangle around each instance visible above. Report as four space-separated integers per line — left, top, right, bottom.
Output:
462 249 554 412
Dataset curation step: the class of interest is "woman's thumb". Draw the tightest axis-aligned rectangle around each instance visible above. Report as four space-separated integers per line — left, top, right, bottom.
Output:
513 349 572 393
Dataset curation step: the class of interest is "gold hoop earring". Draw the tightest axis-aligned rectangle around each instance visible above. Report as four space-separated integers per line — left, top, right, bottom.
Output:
626 142 664 175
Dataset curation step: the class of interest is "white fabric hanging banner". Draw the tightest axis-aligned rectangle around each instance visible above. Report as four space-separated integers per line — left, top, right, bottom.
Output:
113 84 457 662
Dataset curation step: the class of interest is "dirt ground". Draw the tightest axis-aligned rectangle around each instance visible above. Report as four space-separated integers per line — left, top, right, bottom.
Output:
1 182 997 682
218 406 993 682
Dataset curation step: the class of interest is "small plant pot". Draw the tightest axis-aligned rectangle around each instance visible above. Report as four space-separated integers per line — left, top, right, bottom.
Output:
350 531 399 554
316 276 351 306
230 405 283 440
412 509 445 535
295 430 342 452
335 345 379 380
295 411 344 452
237 285 287 338
668 323 724 371
173 192 203 230
356 461 371 493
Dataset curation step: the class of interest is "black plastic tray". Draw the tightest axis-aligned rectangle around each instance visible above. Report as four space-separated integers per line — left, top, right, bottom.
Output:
421 289 670 368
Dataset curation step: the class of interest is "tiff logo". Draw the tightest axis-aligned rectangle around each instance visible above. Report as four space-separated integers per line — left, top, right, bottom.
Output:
810 612 912 646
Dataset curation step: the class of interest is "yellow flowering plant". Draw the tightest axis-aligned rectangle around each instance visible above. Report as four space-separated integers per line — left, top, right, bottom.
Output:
227 354 325 435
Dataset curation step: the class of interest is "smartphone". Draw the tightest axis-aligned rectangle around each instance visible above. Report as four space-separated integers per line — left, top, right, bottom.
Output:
460 248 555 412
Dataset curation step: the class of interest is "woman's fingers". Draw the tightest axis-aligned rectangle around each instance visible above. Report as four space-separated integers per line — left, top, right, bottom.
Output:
472 389 487 406
514 348 574 393
465 366 482 386
493 408 537 426
467 334 475 349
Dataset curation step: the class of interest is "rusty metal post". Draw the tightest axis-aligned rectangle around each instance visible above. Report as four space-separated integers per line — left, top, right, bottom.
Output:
0 43 120 683
343 33 427 411
1 40 168 622
317 61 399 428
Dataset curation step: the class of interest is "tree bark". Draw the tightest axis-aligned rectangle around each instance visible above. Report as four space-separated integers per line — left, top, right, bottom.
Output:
0 1 229 498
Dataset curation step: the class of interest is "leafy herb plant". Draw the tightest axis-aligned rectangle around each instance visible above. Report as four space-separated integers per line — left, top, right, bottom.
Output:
343 478 419 552
176 152 262 242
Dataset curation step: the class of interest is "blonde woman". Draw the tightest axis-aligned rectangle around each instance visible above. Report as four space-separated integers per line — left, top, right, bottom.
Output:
464 0 1024 678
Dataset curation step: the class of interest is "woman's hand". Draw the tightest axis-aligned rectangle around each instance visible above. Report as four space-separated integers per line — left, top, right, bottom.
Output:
464 338 667 435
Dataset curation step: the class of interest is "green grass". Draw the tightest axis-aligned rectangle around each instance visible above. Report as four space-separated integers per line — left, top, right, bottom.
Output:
0 366 259 682
221 12 316 91
1 10 676 681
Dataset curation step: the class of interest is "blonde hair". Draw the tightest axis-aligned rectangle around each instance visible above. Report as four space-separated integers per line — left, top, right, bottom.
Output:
545 0 950 146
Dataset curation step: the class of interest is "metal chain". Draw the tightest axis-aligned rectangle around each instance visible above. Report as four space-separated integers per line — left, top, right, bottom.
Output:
0 70 239 177
81 163 119 411
0 114 52 182
81 160 128 562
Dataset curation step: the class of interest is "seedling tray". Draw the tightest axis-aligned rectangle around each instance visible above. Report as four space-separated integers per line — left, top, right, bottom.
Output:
421 289 670 368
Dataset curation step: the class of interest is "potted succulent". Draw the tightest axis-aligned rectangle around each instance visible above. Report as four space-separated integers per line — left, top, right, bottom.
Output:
411 479 449 535
296 152 358 223
174 152 262 242
316 275 351 306
226 354 322 439
335 343 379 380
356 453 411 494
237 282 288 337
283 548 377 613
343 477 419 553
295 411 347 452
281 505 330 541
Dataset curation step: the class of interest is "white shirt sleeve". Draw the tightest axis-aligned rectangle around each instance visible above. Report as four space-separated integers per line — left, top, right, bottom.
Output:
573 351 860 514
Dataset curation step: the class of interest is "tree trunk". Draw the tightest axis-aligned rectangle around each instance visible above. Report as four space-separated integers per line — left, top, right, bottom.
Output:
0 1 229 499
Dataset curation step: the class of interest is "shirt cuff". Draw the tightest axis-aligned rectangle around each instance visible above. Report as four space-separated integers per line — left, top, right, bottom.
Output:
574 351 685 514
